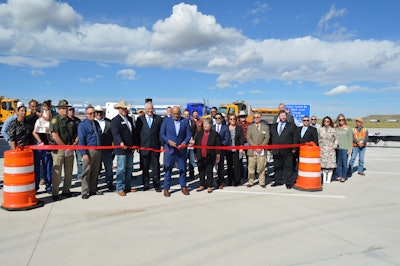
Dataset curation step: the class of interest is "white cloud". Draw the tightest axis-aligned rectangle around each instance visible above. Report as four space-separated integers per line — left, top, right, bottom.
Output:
117 69 136 80
0 0 82 31
318 4 348 29
80 74 101 83
0 1 399 91
325 85 365 95
30 69 45 76
317 4 354 41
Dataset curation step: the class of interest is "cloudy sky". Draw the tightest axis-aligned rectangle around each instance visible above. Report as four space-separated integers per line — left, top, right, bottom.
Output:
0 0 399 117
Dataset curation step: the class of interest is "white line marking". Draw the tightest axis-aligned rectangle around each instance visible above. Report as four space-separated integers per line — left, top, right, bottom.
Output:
364 171 398 175
215 189 346 199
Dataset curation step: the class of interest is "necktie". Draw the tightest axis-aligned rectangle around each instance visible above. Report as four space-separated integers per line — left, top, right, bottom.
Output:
256 124 260 131
92 121 100 146
147 116 152 128
125 117 132 132
217 125 220 133
278 123 283 136
301 127 306 138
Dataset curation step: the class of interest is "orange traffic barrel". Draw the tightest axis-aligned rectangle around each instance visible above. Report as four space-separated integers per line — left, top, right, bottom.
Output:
294 143 322 191
1 149 44 211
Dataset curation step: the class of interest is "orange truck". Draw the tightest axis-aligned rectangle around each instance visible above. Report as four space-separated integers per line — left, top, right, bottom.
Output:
218 101 279 124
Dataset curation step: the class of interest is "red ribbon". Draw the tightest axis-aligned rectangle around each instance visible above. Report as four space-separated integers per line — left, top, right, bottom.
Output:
25 142 315 152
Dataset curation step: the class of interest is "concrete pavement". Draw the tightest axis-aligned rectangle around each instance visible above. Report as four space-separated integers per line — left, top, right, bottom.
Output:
0 136 400 265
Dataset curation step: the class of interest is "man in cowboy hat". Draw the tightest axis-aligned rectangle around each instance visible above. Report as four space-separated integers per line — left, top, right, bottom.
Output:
111 100 137 196
50 99 78 201
94 104 114 191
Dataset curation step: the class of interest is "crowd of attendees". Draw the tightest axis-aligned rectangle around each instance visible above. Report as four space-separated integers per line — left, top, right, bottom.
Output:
2 99 368 200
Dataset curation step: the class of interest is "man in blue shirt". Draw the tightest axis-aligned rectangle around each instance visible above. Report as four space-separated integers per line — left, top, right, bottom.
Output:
78 106 103 199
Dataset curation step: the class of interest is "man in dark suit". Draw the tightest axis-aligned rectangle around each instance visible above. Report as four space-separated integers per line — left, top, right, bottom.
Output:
160 106 192 197
212 112 229 189
111 100 137 196
94 105 114 191
136 101 163 192
298 116 319 145
270 110 299 189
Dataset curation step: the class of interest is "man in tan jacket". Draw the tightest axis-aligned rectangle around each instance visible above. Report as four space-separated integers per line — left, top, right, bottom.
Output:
246 112 270 188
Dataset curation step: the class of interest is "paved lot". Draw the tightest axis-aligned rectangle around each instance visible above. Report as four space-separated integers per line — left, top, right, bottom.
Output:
0 134 399 266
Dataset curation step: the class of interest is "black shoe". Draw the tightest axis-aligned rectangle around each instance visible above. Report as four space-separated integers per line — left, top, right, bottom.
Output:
52 195 60 201
286 184 293 189
90 191 104 196
61 192 72 198
155 187 162 193
107 184 115 191
46 189 52 194
271 182 283 187
82 194 90 199
143 186 150 191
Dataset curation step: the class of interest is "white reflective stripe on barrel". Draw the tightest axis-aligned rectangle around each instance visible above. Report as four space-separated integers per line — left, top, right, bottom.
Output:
298 170 321 178
4 165 34 174
299 157 320 164
3 183 35 193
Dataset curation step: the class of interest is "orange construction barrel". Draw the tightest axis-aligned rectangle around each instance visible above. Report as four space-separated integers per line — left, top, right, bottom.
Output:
294 144 322 191
1 149 44 211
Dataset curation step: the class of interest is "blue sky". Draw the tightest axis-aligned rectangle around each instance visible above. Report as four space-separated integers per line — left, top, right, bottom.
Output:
0 0 399 118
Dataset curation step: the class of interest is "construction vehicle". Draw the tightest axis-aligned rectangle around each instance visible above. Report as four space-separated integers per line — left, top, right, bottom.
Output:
0 96 19 137
0 96 19 124
214 101 279 124
186 102 210 118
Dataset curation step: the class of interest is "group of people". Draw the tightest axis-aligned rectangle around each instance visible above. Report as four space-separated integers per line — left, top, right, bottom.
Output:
2 100 368 200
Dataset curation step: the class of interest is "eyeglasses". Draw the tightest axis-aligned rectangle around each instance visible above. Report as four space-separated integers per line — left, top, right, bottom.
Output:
303 119 309 122
338 119 345 121
254 116 261 119
229 118 236 120
86 112 95 115
215 117 222 119
324 120 330 123
311 118 316 120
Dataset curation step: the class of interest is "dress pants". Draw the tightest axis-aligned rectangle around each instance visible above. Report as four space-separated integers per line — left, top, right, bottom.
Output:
81 150 101 195
164 149 187 190
273 152 295 185
141 151 161 189
247 155 267 186
197 156 215 188
226 150 241 186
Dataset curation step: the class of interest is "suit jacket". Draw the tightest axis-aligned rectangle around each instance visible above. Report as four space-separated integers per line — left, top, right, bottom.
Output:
160 116 191 155
136 114 163 156
111 114 136 155
212 123 230 146
246 123 270 157
226 125 244 149
270 121 298 155
101 118 113 147
194 130 221 158
298 126 319 145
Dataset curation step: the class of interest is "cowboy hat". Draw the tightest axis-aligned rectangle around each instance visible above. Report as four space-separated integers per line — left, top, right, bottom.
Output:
114 100 130 109
94 104 105 112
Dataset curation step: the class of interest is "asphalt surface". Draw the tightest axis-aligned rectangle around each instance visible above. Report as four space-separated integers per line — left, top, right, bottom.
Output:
0 130 399 266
